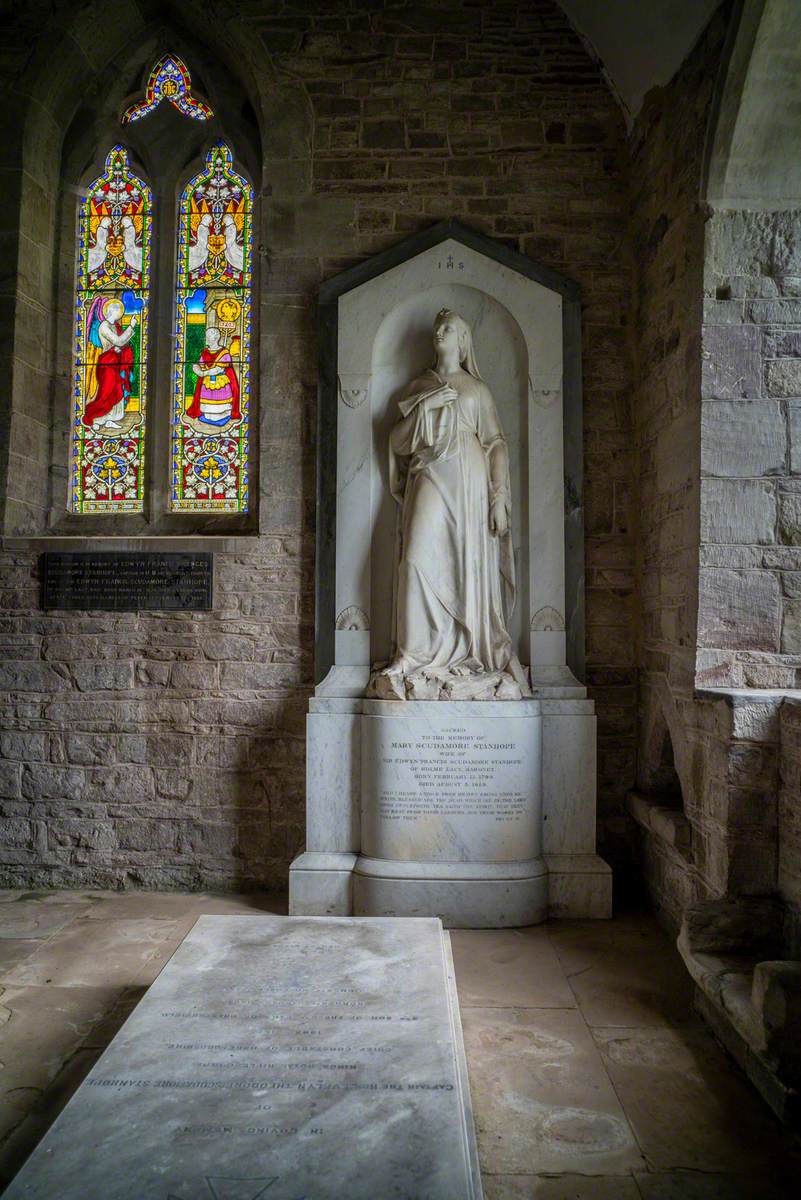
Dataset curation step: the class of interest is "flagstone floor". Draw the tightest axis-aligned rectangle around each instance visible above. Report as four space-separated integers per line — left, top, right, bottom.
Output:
0 890 798 1198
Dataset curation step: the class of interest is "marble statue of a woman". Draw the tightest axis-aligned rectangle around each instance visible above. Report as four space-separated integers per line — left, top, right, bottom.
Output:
369 309 532 701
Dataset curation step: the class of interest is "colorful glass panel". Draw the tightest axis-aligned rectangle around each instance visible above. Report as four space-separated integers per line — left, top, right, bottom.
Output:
122 55 213 124
70 146 151 513
171 143 252 512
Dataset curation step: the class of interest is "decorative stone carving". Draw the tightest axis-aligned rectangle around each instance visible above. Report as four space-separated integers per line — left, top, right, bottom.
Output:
335 605 369 631
531 606 566 632
338 372 371 409
369 309 531 702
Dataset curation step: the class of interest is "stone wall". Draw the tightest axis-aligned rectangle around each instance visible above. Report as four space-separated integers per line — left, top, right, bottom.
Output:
0 0 636 889
779 698 801 955
629 4 801 933
699 212 801 687
629 11 725 803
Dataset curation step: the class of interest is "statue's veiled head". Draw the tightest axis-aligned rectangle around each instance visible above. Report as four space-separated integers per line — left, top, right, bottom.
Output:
432 308 482 379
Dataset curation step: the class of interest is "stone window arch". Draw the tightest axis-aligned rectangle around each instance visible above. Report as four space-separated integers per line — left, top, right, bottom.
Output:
52 48 260 536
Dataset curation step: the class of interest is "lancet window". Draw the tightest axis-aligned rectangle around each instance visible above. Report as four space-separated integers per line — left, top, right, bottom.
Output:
68 56 252 519
172 144 252 512
70 146 151 513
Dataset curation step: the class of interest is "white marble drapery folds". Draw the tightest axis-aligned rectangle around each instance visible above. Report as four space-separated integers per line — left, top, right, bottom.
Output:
370 313 530 700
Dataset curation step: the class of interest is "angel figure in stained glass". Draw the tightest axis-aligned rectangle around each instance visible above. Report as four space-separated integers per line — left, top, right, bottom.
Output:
222 214 243 274
187 213 212 276
82 297 138 430
87 216 112 278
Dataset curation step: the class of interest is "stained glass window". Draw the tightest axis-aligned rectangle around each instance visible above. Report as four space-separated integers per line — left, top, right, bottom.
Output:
171 143 252 513
122 55 213 124
70 146 151 513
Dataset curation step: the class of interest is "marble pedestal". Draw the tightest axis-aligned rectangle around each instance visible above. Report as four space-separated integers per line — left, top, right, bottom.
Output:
290 693 611 926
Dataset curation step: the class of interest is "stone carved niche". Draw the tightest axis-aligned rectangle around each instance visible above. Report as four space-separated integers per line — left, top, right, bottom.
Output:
290 222 611 926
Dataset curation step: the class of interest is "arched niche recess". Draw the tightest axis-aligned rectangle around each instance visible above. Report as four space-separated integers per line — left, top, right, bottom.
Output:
315 220 586 692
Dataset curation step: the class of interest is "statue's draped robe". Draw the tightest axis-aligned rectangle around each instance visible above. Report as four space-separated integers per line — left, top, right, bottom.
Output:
389 368 517 678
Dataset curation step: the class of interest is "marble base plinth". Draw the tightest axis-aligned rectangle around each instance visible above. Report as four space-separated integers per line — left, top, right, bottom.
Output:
289 692 612 926
289 851 357 916
545 853 613 918
5 916 482 1200
354 855 549 928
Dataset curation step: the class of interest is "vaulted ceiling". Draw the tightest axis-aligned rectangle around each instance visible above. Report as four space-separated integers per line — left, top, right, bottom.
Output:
558 0 724 119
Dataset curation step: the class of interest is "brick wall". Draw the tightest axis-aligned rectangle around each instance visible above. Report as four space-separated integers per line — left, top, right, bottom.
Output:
0 0 636 889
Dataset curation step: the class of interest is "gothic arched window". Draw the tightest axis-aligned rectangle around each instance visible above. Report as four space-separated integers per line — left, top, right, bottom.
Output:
70 147 152 513
67 56 253 522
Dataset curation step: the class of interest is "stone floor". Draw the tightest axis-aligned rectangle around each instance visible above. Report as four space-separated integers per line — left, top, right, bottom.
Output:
0 892 799 1199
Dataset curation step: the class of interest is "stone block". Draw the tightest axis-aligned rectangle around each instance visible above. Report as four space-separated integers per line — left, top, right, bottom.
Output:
71 662 134 692
702 324 761 399
48 818 116 851
702 298 743 324
82 766 154 806
199 634 255 661
0 730 49 761
707 211 801 278
21 764 85 803
361 119 406 149
765 330 801 356
700 478 775 545
789 400 801 474
766 359 801 398
681 897 783 956
728 836 778 894
0 662 71 692
169 662 218 690
219 661 305 689
752 960 801 1062
135 661 170 687
728 694 783 742
747 299 801 324
698 569 781 650
65 732 116 766
0 759 21 799
701 400 786 477
727 744 778 789
782 599 801 653
778 493 801 544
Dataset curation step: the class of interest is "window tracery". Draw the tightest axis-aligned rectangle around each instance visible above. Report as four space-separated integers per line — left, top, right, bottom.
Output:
121 54 213 124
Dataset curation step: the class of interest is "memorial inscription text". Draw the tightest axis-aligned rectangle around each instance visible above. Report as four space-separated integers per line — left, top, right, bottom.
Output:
379 726 526 822
41 551 213 612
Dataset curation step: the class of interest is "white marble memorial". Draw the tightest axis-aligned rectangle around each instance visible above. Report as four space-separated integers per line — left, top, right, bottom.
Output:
5 915 482 1200
290 223 611 926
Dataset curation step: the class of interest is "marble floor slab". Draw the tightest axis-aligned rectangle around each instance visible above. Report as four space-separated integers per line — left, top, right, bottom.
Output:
593 1025 801 1178
1 917 184 988
4 915 481 1200
462 1006 645 1176
450 929 575 1009
548 920 696 1027
0 900 91 940
0 941 43 975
